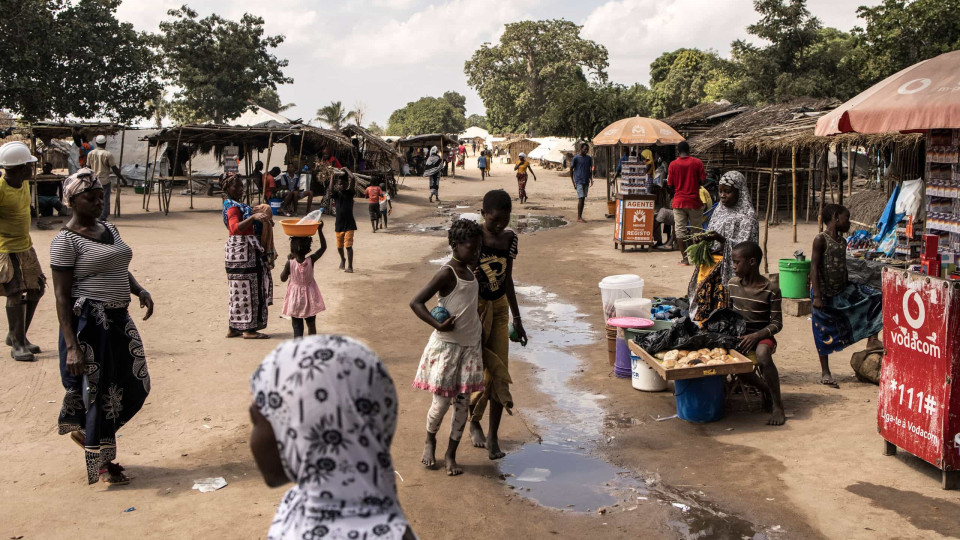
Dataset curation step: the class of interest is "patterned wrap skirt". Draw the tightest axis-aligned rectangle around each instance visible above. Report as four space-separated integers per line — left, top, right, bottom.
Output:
811 283 883 355
413 333 484 398
58 299 150 484
225 234 273 332
517 173 528 200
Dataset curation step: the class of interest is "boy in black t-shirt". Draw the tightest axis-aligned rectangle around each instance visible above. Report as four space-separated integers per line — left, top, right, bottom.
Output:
328 169 358 273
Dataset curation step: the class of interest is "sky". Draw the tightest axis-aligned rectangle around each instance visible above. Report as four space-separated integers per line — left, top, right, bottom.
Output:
117 0 878 127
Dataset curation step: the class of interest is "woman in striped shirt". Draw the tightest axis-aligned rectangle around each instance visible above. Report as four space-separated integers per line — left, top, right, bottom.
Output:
51 169 154 485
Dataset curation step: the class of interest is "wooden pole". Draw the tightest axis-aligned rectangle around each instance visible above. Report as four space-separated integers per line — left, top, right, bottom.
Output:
847 145 854 199
115 129 125 218
772 159 779 225
297 133 306 193
146 140 162 212
819 147 828 231
807 150 814 222
763 155 776 274
836 145 844 206
188 152 194 210
165 130 183 215
263 131 275 202
791 146 797 242
142 142 151 209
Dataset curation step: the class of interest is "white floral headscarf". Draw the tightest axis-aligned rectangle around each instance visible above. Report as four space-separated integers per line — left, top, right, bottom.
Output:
62 167 102 207
250 335 411 540
709 170 759 285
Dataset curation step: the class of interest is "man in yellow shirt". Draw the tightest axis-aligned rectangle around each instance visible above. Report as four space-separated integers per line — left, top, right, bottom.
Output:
513 152 537 204
0 142 45 361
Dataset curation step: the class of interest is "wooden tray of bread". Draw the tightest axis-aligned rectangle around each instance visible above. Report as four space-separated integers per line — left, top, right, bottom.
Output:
628 340 754 381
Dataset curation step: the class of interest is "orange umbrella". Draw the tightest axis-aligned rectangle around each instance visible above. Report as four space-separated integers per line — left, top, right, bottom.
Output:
816 50 960 136
592 116 685 146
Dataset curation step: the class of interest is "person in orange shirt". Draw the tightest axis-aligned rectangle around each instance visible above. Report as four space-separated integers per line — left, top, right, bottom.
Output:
513 152 536 204
264 167 279 201
364 180 383 233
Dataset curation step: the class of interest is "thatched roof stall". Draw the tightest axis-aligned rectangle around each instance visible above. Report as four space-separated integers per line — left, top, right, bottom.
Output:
662 101 750 139
341 124 401 171
13 121 125 144
142 123 353 214
396 133 458 150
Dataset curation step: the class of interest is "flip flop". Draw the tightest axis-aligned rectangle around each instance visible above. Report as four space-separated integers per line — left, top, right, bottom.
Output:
242 332 270 340
819 376 840 389
226 330 242 339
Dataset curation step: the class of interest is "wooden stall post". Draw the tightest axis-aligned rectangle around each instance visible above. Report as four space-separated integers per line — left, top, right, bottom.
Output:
188 153 194 210
807 150 815 222
145 142 161 212
763 156 777 274
847 146 854 198
164 130 183 215
263 131 275 205
115 129 125 218
819 146 828 231
836 145 844 205
791 146 797 242
142 142 151 209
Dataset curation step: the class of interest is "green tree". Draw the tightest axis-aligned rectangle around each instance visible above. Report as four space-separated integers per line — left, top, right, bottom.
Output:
366 122 385 136
156 6 291 124
540 83 652 140
649 49 734 117
316 101 348 130
851 0 960 85
146 89 170 129
466 114 488 130
386 96 466 136
464 19 608 134
0 0 159 122
729 0 822 103
255 88 295 113
441 91 467 117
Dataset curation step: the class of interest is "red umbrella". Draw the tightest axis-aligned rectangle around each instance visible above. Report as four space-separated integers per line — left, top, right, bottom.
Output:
816 50 960 136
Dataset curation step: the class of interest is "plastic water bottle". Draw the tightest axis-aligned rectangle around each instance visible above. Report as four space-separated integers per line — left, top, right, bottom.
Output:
297 209 324 225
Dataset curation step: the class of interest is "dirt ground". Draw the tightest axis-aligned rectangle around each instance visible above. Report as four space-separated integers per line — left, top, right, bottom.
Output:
2 157 958 539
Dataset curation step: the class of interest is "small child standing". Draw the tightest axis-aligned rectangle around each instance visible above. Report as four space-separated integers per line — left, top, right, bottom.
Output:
280 224 327 338
727 241 785 425
810 204 883 388
478 151 488 181
410 219 485 476
364 180 383 233
378 191 392 230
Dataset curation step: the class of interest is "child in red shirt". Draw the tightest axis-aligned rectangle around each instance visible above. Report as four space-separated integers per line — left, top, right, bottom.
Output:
364 181 383 232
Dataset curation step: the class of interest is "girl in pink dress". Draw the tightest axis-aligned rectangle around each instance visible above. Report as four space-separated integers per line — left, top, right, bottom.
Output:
280 224 327 337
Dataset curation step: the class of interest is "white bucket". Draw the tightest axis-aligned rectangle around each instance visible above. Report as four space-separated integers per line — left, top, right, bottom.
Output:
615 297 652 319
599 274 644 320
631 355 668 392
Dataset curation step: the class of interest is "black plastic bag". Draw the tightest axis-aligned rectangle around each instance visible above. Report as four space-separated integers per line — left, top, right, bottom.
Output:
633 309 747 354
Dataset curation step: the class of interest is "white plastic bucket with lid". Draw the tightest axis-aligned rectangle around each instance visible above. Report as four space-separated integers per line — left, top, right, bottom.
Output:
615 297 652 319
631 354 668 392
599 274 644 320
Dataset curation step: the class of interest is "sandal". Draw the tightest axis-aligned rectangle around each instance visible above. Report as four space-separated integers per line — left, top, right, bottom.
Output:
242 332 270 340
226 330 242 338
101 463 130 486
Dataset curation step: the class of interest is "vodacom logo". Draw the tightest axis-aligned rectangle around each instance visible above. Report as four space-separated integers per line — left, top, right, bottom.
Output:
902 289 925 329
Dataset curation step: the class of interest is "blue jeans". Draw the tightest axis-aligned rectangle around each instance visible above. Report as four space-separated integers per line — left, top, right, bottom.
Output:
100 183 111 220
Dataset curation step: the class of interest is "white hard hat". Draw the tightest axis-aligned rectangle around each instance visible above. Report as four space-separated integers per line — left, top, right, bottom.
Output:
518 152 526 158
95 135 107 145
0 141 38 167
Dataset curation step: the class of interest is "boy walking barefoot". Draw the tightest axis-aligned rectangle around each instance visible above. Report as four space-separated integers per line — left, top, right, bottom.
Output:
364 180 383 233
328 169 358 273
727 241 786 425
810 204 883 388
469 190 527 459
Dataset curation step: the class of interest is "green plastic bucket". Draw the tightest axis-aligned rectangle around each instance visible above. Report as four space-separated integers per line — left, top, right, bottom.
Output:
623 319 675 342
779 259 811 298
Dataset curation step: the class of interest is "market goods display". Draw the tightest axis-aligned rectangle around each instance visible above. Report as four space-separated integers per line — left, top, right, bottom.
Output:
655 347 740 369
685 237 716 268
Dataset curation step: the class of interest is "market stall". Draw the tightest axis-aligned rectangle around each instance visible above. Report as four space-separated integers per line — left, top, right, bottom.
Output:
592 117 685 251
817 49 960 489
395 133 459 178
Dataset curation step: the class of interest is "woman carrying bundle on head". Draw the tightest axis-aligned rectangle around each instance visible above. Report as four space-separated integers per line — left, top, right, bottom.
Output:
423 146 444 203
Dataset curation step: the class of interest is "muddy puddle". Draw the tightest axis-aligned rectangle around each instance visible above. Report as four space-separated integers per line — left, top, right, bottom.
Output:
404 204 567 236
506 285 774 539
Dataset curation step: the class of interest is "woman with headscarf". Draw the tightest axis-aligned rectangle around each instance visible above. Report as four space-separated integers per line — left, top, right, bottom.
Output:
687 170 759 321
423 146 444 203
221 173 275 339
249 336 416 540
51 168 155 485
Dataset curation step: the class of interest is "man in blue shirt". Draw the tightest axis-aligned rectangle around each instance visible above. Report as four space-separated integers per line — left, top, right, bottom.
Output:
570 143 594 222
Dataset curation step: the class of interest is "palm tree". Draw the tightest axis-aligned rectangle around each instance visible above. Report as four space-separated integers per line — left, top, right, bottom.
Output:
316 101 348 130
146 89 169 129
347 101 366 127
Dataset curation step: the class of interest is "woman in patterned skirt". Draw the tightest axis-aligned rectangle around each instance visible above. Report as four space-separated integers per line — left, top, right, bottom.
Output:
51 169 155 485
222 173 274 339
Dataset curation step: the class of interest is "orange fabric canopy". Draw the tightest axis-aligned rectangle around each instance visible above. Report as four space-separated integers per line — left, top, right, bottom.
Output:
592 116 685 146
816 50 960 136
